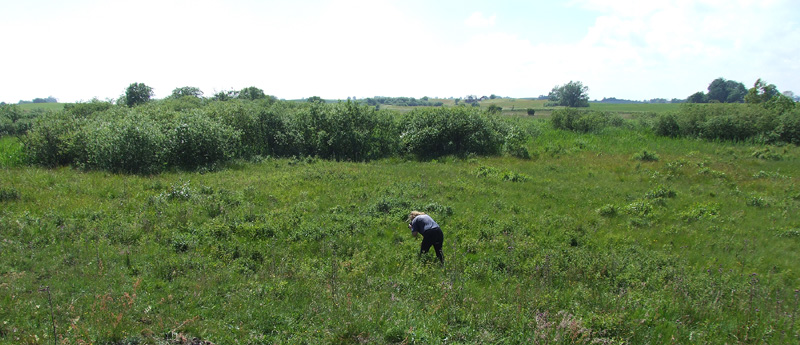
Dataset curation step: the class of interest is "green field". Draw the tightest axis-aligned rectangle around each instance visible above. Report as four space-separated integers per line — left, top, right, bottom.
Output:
2 115 799 343
15 103 67 112
380 99 681 118
587 102 682 114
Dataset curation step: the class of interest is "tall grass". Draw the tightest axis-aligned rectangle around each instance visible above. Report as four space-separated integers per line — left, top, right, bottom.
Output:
0 137 25 167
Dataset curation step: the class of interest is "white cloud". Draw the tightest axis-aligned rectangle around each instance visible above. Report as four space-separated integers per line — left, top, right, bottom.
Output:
2 0 799 102
464 12 496 28
561 0 800 98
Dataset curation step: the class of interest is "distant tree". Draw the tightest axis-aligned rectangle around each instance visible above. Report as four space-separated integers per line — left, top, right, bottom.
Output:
490 94 498 99
526 108 535 116
32 98 48 103
670 98 685 103
486 104 502 114
170 86 203 98
237 86 266 101
745 78 780 104
706 78 728 103
307 96 324 104
464 95 479 104
745 78 795 113
706 78 746 103
724 80 747 103
125 82 154 107
687 91 708 103
548 81 589 107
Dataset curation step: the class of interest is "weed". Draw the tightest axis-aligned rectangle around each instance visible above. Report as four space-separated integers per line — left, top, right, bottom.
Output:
632 149 659 162
474 165 530 182
0 187 20 201
777 229 800 238
752 170 788 179
746 196 770 207
752 147 784 161
679 202 720 222
645 186 676 199
597 204 618 217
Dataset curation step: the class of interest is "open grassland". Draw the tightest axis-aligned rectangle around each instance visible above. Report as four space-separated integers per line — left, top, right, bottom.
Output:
2 120 800 344
587 102 682 114
387 99 678 118
16 103 66 112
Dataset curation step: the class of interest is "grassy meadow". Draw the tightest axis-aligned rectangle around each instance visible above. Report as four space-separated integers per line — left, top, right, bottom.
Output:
2 111 800 344
382 99 681 117
15 103 66 112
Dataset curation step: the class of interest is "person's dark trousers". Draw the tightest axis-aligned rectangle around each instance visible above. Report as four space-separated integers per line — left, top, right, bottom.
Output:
420 227 444 264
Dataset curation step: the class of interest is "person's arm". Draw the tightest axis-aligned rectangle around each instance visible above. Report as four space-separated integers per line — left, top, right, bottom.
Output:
409 223 419 237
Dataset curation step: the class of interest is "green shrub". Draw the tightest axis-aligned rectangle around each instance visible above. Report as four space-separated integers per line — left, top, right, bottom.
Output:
700 113 756 141
551 109 622 133
401 107 506 158
205 100 279 158
654 113 680 137
776 108 800 144
271 101 399 161
527 108 536 116
664 103 786 143
597 204 618 217
0 104 36 136
166 111 241 170
632 150 659 162
22 111 86 167
63 100 113 117
85 113 167 174
503 125 530 158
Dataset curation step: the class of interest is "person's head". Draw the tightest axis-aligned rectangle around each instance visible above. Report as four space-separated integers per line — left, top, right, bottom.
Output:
407 211 426 224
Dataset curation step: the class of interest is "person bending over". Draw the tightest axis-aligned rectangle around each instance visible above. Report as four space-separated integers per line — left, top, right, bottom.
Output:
408 211 444 265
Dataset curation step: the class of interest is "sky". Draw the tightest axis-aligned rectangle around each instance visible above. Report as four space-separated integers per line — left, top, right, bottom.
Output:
1 0 799 103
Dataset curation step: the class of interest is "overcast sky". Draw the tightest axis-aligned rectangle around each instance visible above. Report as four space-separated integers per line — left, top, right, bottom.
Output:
1 0 799 103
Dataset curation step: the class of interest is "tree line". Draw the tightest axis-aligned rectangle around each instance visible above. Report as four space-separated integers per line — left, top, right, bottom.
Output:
686 77 798 104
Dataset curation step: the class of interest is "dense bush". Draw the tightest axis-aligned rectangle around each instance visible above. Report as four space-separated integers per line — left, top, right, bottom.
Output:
23 112 87 166
653 103 800 144
20 100 529 172
85 113 167 174
167 111 241 169
269 101 399 161
0 104 37 136
551 108 623 133
400 107 507 158
63 100 113 117
654 113 680 137
776 108 800 144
